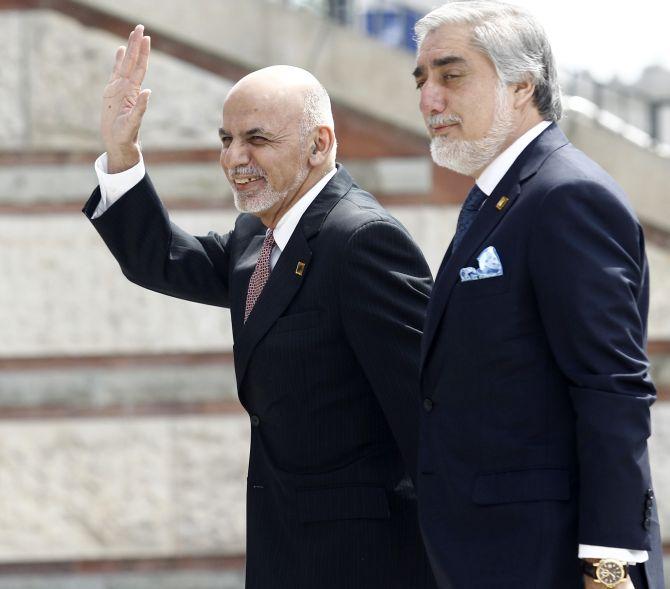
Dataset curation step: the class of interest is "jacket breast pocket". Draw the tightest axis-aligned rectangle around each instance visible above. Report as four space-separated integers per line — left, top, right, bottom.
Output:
297 485 390 523
272 310 323 334
453 272 510 300
472 468 571 505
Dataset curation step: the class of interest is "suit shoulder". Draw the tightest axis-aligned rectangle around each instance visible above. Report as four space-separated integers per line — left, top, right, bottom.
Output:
533 143 638 222
232 212 265 239
326 185 408 237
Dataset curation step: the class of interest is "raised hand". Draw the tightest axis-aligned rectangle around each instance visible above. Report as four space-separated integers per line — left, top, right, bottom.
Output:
101 24 151 173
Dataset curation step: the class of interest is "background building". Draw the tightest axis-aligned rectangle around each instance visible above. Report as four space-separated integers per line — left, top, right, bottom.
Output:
0 1 669 587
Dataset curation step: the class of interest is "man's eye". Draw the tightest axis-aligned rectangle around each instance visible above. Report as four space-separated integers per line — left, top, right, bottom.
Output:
221 137 232 147
443 73 460 81
415 80 425 90
250 136 267 144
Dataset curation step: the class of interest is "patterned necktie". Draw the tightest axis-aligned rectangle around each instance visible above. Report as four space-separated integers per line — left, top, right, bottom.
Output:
244 229 275 323
452 184 487 253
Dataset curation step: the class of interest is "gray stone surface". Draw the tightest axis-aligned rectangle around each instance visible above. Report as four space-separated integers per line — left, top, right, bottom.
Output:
650 404 670 540
0 415 249 562
73 0 425 134
0 158 430 206
648 246 670 341
0 570 245 589
0 11 26 149
0 207 457 358
563 100 670 234
0 162 229 205
2 205 669 358
651 355 670 389
0 362 238 409
1 10 231 152
0 210 236 358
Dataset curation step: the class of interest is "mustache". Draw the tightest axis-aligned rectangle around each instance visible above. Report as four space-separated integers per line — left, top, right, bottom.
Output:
426 113 462 127
228 166 266 178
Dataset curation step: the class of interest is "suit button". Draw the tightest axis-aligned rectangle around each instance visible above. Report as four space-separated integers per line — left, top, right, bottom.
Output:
646 498 654 508
423 398 434 412
647 489 655 499
250 415 260 427
643 519 651 530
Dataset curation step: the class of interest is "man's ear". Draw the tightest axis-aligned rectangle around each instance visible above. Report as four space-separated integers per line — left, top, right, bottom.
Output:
512 77 536 110
309 125 335 166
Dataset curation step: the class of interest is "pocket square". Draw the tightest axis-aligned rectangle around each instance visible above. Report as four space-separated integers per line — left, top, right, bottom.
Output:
460 246 503 282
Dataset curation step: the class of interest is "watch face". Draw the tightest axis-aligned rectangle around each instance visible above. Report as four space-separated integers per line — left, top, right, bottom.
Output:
596 560 625 586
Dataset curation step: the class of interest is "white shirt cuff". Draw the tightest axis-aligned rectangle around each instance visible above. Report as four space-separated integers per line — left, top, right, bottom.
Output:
579 544 648 564
92 152 146 219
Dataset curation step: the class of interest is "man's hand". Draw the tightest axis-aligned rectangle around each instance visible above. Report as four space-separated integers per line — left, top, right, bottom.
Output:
101 24 151 173
583 574 635 588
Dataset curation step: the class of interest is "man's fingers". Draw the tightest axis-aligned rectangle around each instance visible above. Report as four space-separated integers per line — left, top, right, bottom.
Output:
119 24 144 78
129 88 152 126
109 45 126 80
129 35 151 86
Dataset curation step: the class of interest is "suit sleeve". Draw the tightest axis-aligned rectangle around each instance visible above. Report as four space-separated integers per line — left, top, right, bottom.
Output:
339 219 433 482
83 174 232 308
528 180 656 550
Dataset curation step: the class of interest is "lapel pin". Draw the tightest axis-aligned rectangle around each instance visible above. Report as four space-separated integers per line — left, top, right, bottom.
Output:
295 261 306 277
496 196 510 211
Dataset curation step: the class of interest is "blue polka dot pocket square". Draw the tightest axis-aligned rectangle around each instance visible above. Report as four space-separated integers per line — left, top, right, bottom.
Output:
459 246 503 282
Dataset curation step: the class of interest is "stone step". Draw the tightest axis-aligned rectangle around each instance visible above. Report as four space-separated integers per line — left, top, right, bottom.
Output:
0 568 245 589
3 207 670 360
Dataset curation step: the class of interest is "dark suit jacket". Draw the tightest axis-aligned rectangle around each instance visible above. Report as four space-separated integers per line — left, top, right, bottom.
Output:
84 165 436 589
418 124 664 589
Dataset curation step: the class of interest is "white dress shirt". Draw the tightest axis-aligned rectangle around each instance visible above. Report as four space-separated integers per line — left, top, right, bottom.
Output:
93 153 337 270
473 121 647 565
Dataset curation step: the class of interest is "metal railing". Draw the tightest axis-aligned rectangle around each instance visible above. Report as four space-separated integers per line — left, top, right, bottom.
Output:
562 70 670 145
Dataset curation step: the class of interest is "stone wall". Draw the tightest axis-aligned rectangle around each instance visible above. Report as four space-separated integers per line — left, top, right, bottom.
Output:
1 2 669 585
0 9 231 153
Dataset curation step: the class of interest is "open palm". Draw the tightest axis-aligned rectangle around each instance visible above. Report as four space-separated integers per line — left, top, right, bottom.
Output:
101 25 151 170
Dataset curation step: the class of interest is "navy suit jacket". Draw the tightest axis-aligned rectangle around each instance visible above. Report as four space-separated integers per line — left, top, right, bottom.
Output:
84 165 436 589
418 124 663 589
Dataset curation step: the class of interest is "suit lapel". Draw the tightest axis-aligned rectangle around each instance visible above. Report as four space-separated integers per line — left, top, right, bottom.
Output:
233 165 354 388
421 183 521 369
420 123 569 372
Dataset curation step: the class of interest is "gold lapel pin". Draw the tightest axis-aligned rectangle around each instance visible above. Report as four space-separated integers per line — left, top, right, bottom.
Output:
295 261 306 277
496 196 510 210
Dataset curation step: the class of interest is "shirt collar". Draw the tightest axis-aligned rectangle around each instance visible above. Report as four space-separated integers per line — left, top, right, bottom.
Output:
273 167 337 252
476 120 552 196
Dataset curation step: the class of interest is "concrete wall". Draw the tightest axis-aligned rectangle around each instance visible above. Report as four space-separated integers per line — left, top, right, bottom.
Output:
73 0 425 135
0 9 231 153
562 97 670 233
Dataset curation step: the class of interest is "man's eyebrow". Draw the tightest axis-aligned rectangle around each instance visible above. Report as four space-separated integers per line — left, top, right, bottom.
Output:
218 127 276 139
432 56 466 68
413 55 467 78
245 127 274 137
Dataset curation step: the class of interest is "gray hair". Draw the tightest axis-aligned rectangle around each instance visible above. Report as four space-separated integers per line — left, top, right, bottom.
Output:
300 83 337 163
415 0 562 121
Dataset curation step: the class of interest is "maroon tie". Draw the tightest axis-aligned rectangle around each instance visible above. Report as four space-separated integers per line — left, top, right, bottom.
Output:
244 229 275 323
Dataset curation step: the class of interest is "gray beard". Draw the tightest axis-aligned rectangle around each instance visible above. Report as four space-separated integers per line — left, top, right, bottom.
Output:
232 164 309 215
429 88 515 177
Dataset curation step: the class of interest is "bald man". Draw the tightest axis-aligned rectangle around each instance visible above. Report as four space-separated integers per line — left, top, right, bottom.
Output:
83 26 436 589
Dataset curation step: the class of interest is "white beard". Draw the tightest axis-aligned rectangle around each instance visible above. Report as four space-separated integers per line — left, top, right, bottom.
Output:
429 85 515 177
231 163 309 214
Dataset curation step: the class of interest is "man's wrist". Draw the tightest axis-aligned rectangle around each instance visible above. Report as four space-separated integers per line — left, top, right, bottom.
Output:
106 145 141 174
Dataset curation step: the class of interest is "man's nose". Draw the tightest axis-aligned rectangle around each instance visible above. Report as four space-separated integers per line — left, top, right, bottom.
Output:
221 140 250 169
420 80 447 116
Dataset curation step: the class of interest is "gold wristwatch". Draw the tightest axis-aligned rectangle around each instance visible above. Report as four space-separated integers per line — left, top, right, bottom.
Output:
582 559 629 588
